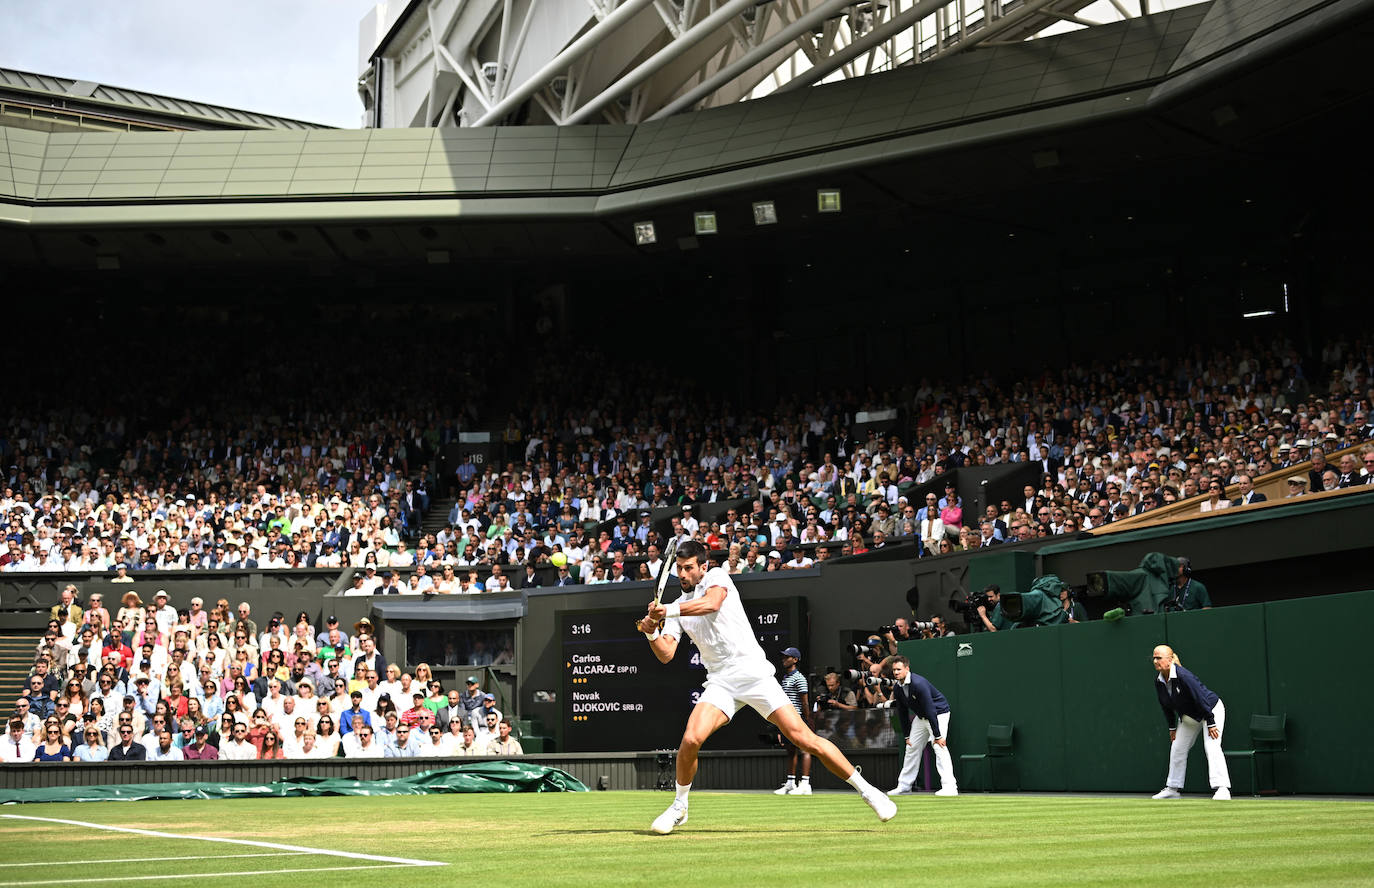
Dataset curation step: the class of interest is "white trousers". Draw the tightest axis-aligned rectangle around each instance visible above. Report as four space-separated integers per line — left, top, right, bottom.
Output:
1166 699 1230 790
896 711 957 792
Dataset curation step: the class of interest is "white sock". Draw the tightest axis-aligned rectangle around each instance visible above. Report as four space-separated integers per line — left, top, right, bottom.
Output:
784 775 796 785
845 768 875 794
799 775 810 784
675 782 692 805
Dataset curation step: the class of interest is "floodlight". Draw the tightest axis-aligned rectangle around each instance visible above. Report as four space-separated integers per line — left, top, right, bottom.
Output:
693 211 718 235
752 201 778 225
634 221 657 245
817 189 841 213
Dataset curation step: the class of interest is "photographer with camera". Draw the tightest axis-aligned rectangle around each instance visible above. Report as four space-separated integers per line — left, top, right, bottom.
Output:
886 655 958 796
815 671 857 712
853 634 889 670
975 584 1013 632
1165 557 1212 611
856 668 892 708
882 619 913 647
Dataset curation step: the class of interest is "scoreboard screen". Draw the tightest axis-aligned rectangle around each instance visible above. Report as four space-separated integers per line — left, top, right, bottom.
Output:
560 597 806 752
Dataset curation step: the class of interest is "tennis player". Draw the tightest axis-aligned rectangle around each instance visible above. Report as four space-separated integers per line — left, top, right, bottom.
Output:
638 541 897 834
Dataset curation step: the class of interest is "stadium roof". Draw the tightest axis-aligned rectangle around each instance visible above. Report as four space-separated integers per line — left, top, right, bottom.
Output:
0 0 1369 266
0 66 332 133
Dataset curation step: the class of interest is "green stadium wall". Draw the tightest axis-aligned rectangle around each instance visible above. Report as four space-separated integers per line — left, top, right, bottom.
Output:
897 590 1374 795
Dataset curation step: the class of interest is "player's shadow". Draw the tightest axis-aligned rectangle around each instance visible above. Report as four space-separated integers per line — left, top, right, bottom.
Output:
538 828 882 837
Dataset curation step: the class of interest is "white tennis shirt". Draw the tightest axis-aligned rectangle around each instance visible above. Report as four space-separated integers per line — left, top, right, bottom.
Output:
663 566 774 683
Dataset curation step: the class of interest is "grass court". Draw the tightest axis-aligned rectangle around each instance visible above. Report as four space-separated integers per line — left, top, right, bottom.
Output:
1 791 1372 887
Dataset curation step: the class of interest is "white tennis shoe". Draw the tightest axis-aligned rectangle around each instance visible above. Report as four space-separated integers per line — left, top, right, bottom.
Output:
774 782 795 795
651 800 689 834
863 790 898 822
1152 788 1181 799
1212 787 1231 800
934 787 959 797
787 782 812 795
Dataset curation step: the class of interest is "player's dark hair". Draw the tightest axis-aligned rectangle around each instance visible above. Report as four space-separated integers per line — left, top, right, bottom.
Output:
890 655 910 668
676 540 708 564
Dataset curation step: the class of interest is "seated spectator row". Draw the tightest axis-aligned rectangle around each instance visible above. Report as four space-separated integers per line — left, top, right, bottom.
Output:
6 591 522 762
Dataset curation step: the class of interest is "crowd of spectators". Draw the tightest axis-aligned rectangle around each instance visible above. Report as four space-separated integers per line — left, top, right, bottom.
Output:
450 334 1373 572
2 593 525 763
4 330 1373 764
1 335 1372 587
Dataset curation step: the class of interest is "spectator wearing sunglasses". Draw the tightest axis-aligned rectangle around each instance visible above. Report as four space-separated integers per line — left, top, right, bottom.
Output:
383 723 423 757
418 722 450 757
107 723 147 761
1198 481 1230 512
73 725 108 762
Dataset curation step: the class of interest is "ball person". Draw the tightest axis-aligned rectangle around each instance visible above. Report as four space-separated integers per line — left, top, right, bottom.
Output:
1151 644 1231 800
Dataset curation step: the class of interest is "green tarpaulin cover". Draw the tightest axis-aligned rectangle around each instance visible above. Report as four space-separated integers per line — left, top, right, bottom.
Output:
1013 575 1070 627
0 762 587 805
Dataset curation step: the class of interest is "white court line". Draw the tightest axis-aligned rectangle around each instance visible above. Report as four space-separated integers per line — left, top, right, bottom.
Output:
0 814 446 867
0 853 308 869
0 863 422 887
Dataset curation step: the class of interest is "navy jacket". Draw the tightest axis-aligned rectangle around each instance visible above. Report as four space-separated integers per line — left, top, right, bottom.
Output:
893 673 951 739
107 742 147 761
1154 664 1220 728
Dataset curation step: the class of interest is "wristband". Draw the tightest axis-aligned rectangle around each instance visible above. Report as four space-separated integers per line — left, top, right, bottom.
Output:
664 602 681 619
643 628 661 641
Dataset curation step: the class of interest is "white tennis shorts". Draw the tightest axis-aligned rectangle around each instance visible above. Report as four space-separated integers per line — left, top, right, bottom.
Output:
698 673 791 721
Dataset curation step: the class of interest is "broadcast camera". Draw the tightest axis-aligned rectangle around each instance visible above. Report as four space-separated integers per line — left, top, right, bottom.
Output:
993 575 1070 628
1084 551 1180 616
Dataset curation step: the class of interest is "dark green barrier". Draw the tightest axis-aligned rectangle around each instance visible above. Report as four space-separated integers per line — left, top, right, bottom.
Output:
1059 613 1164 791
1264 590 1374 794
956 627 1067 791
899 591 1374 794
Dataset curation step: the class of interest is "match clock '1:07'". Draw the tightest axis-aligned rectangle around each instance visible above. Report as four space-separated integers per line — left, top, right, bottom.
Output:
560 597 806 753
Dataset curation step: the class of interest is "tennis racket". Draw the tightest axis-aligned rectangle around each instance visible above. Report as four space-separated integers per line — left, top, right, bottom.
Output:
654 537 680 609
639 537 679 634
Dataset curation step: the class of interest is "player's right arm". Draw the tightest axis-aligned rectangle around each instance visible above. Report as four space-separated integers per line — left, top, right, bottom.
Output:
637 614 679 663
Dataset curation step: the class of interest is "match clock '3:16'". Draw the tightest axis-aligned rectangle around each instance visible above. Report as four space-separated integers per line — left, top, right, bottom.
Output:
560 597 806 753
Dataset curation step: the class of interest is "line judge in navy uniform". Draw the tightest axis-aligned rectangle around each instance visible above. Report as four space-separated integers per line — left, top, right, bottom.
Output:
1150 645 1231 800
888 655 958 796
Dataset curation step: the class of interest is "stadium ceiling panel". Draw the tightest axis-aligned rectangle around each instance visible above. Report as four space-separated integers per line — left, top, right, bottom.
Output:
357 0 1201 127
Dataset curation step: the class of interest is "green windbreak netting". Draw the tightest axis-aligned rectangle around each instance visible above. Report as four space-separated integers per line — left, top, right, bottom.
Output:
0 762 587 805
